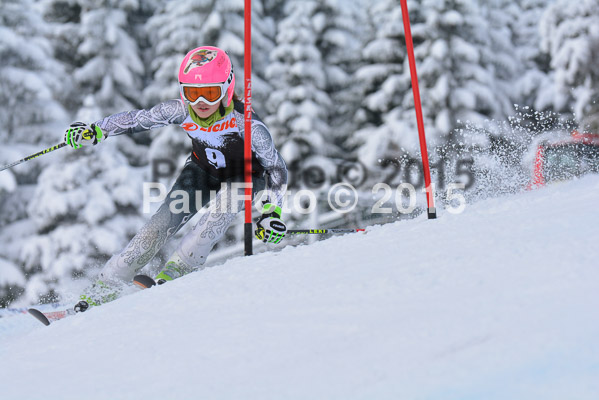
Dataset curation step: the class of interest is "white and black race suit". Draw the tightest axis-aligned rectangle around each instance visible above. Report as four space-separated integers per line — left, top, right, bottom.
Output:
91 99 287 283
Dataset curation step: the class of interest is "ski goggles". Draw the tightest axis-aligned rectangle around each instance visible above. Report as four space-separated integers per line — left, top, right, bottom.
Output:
180 83 226 106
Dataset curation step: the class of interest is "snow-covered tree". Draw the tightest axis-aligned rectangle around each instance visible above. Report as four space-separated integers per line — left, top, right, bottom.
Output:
0 0 68 143
511 0 554 111
352 0 526 167
0 0 69 306
540 0 599 125
0 0 155 306
265 0 340 168
72 0 146 118
470 0 538 157
347 0 412 166
18 141 147 304
38 0 156 115
413 0 515 149
313 0 367 148
480 0 521 107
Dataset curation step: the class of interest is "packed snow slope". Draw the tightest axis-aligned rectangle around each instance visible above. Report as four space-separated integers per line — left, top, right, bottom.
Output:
2 176 599 400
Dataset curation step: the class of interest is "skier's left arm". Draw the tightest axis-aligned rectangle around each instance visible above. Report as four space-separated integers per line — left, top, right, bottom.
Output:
251 122 289 244
251 122 288 207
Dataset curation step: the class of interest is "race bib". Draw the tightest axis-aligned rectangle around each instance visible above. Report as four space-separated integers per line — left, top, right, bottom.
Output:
180 112 238 139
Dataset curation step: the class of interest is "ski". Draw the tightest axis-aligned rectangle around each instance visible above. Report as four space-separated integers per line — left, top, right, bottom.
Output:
133 274 157 289
28 308 76 326
28 277 155 326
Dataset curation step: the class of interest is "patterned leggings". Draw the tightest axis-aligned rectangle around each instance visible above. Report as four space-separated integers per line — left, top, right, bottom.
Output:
99 161 265 283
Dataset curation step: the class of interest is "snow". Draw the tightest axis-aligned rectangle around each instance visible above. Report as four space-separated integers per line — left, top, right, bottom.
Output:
0 258 25 286
1 175 599 399
442 9 464 26
0 170 17 193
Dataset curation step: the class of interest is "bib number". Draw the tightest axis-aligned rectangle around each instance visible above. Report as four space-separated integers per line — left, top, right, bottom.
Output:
205 148 226 169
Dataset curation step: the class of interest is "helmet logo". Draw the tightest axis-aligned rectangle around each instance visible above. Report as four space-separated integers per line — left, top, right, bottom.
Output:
184 49 218 74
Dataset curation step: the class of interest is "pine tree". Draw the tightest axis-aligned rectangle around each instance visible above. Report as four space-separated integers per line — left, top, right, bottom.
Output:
347 0 410 167
0 0 68 143
314 0 367 151
512 0 554 111
0 0 69 306
21 141 148 304
480 0 521 114
2 0 152 305
411 0 514 150
489 0 561 145
540 0 599 127
265 0 338 168
475 0 534 158
72 0 146 118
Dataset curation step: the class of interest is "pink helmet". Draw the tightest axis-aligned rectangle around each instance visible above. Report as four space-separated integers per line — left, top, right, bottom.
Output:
178 46 235 106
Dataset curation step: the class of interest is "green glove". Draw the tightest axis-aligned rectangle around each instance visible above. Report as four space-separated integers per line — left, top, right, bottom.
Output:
64 122 104 149
255 203 287 244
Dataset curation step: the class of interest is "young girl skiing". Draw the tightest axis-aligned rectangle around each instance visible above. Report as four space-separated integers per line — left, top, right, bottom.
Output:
63 46 288 310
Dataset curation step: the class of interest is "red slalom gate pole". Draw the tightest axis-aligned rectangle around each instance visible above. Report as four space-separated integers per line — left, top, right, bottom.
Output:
244 0 253 255
400 0 436 219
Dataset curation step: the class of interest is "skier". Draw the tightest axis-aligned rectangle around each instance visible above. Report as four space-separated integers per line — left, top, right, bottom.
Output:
63 46 288 310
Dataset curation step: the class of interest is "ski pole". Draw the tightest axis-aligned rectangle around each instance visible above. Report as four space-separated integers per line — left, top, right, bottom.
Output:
287 229 365 234
0 142 66 172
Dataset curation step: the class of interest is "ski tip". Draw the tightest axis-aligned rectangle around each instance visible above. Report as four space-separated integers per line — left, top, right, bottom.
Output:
133 274 156 289
28 308 51 326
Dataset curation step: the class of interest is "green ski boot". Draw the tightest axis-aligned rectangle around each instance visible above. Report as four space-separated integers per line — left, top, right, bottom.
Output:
76 280 121 311
154 259 194 285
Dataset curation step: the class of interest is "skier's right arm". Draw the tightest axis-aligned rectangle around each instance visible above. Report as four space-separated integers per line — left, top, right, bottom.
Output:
64 100 188 148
